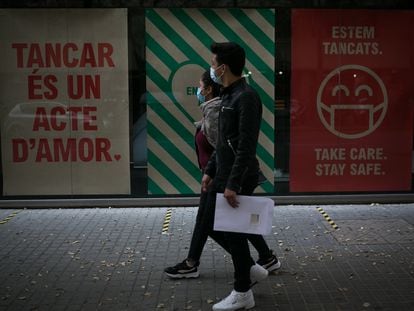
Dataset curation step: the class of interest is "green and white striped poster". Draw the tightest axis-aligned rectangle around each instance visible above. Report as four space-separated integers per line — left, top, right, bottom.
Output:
146 8 275 194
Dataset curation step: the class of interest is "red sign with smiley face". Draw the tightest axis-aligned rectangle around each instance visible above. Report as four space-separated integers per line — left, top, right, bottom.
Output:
317 65 388 139
290 9 414 192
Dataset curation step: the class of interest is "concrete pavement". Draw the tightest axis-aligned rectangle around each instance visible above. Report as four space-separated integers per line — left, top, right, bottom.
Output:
0 203 413 310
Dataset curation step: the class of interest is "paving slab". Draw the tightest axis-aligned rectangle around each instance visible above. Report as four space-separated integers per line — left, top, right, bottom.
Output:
0 204 413 310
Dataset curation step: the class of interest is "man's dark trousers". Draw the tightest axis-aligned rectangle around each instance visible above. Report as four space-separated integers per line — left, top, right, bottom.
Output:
187 175 262 292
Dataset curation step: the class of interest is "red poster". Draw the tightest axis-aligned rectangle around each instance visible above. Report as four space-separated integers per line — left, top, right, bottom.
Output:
290 9 414 192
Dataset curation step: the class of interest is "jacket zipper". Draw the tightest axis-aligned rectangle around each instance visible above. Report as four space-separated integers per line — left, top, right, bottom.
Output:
221 106 234 112
227 138 236 155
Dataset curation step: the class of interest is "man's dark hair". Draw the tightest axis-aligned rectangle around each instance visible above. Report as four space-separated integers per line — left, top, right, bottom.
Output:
210 42 245 76
201 70 221 97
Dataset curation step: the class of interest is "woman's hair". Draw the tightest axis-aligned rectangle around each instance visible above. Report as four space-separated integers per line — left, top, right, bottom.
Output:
201 70 221 98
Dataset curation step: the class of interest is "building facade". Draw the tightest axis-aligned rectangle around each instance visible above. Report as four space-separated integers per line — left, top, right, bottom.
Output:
0 1 413 206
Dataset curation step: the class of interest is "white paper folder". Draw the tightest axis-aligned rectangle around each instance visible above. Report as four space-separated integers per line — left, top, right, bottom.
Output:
214 193 274 235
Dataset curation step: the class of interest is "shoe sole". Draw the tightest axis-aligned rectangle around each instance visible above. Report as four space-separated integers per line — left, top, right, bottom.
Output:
246 301 255 309
212 301 255 310
266 260 281 272
165 271 200 279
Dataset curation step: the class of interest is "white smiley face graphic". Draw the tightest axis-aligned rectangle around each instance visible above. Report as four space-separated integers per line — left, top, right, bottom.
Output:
316 65 388 139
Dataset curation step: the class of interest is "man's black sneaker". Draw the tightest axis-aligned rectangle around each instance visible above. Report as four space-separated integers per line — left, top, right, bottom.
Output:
164 260 200 279
257 253 281 272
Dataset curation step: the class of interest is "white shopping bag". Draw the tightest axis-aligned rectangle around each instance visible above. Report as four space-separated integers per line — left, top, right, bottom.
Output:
214 193 274 235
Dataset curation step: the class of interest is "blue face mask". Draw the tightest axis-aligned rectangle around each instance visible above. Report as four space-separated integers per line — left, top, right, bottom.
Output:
196 87 205 104
210 65 223 85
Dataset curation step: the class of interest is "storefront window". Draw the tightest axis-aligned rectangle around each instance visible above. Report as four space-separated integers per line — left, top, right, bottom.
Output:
0 1 413 203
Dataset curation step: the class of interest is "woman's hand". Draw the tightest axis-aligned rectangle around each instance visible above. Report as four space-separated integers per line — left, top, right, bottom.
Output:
201 174 212 192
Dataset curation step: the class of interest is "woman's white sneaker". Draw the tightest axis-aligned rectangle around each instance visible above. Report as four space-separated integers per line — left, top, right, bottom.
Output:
212 289 255 311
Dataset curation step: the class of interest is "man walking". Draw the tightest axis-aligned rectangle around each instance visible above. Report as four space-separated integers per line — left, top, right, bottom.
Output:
201 42 267 310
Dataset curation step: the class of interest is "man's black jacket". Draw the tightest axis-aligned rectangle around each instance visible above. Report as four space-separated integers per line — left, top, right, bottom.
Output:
205 78 262 192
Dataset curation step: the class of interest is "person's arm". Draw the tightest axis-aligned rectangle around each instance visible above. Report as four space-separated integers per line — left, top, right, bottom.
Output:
202 150 216 192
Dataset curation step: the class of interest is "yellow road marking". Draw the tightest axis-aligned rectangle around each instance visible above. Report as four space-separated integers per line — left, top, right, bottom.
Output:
0 210 21 225
162 208 173 234
316 207 338 230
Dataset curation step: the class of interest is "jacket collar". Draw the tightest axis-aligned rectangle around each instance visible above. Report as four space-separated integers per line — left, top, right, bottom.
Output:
220 77 246 96
200 97 221 110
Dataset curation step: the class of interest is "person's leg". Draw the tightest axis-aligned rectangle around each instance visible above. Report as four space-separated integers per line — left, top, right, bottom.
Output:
195 189 233 253
199 188 254 290
212 232 257 311
164 191 212 278
186 191 210 264
247 234 272 260
248 234 280 272
225 232 253 292
211 180 268 310
164 188 234 278
240 176 271 259
240 174 280 271
187 189 235 262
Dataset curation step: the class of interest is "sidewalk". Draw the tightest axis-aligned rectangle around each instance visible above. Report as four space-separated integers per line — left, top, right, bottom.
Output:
0 203 413 311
